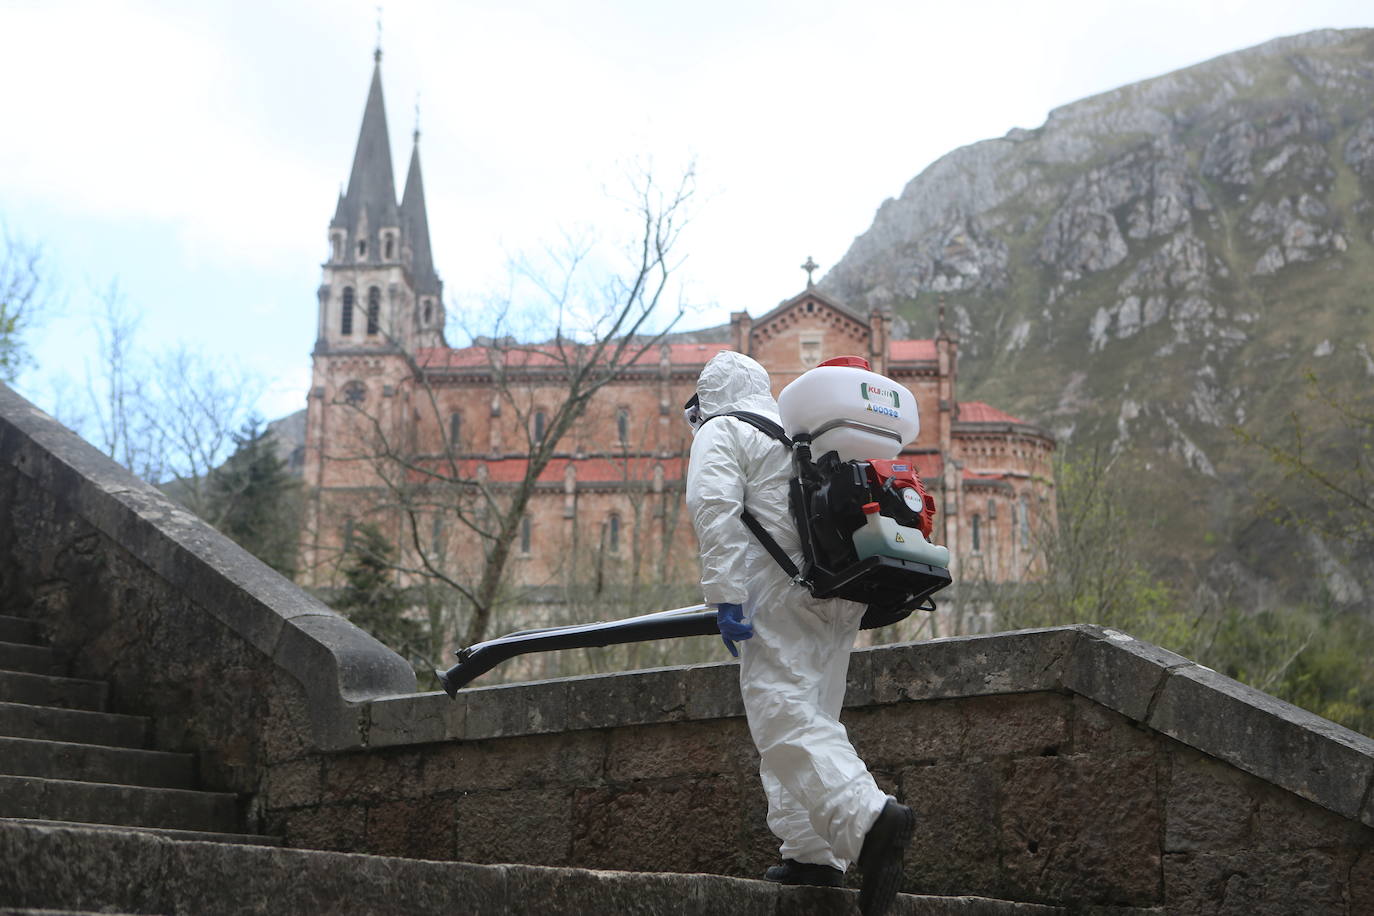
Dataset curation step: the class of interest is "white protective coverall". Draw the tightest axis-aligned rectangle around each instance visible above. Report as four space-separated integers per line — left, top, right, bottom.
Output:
685 350 889 871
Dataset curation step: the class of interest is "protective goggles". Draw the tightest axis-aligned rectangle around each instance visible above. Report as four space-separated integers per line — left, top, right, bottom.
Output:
683 393 705 431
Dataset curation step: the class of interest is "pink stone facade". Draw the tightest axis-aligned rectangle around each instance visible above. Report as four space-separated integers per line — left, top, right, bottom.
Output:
300 285 1056 600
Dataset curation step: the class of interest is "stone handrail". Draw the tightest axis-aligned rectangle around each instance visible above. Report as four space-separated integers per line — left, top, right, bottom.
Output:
0 383 415 763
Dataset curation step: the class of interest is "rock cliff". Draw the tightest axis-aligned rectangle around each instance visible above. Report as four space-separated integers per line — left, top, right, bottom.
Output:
823 28 1374 603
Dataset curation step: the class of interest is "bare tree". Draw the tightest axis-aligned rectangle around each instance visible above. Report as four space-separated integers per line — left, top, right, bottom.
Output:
1237 370 1374 552
75 283 262 508
0 229 47 383
329 168 696 648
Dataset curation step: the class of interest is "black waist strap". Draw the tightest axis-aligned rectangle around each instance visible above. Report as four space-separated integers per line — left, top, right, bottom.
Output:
739 508 800 581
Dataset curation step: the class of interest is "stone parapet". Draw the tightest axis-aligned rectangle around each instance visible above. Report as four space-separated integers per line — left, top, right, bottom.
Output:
0 383 414 797
272 626 1373 912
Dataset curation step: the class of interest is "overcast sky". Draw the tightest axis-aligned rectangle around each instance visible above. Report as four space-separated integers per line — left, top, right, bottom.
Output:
2 0 1369 421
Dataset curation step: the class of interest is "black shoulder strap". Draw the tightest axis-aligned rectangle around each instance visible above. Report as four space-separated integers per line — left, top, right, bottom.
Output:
740 508 801 580
701 410 793 448
697 411 802 582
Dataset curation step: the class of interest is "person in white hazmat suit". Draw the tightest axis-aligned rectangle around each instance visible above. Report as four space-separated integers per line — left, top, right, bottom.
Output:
684 350 915 916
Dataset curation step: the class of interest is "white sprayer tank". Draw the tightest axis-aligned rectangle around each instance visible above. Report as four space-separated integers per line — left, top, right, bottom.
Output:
778 356 919 461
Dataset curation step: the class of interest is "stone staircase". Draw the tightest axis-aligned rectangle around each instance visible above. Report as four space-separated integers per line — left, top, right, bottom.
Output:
0 612 264 846
0 611 1068 914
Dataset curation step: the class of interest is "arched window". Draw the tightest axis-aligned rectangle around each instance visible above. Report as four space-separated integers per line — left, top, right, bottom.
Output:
341 287 355 335
532 410 547 444
331 234 342 261
616 407 629 445
520 516 532 554
423 300 432 324
608 513 621 553
357 238 367 258
1019 495 1031 549
366 287 381 335
971 514 982 553
384 236 394 260
448 411 462 450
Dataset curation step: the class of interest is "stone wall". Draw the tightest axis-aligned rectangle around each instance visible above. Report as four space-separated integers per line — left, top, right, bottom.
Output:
0 383 415 808
1 380 1370 912
263 627 1374 913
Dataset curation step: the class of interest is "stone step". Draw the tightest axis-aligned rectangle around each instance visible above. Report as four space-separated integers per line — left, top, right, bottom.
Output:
0 819 1065 916
0 736 194 789
0 671 106 712
0 701 148 749
0 910 143 915
0 775 238 834
0 615 42 646
0 642 63 677
0 817 280 848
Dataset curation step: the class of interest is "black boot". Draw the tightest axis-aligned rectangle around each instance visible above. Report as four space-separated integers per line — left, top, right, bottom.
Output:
762 858 844 887
856 799 915 916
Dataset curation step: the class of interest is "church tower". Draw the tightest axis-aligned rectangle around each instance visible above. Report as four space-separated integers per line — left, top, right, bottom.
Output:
314 51 445 357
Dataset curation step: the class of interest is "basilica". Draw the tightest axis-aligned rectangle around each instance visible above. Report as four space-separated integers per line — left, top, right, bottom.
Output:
299 55 1056 622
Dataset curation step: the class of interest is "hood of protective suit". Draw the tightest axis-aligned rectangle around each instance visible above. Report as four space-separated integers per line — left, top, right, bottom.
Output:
697 350 777 417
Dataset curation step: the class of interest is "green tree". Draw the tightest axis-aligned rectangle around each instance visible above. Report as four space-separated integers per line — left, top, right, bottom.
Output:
968 451 1197 652
1236 370 1374 574
333 523 428 670
0 231 45 382
208 418 300 577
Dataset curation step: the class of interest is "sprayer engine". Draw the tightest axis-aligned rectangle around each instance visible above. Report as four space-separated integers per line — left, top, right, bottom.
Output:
804 452 938 569
866 459 937 538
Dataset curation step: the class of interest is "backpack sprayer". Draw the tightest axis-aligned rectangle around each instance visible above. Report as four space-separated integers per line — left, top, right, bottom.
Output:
437 356 952 696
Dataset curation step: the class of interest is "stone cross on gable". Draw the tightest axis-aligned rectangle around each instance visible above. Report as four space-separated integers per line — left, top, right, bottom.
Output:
801 256 819 287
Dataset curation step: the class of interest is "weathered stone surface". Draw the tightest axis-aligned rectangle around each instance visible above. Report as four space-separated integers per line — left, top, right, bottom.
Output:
280 803 367 852
571 776 750 874
367 689 464 748
605 718 754 782
1001 754 1161 906
1163 849 1349 915
962 692 1072 760
365 795 457 860
564 665 688 731
870 628 1079 704
1063 628 1193 722
454 788 572 866
847 698 966 768
1165 746 1253 853
901 761 1002 898
683 661 745 721
322 747 422 802
416 730 606 794
265 758 323 809
1351 848 1374 915
465 677 569 740
1070 696 1155 755
1149 664 1374 822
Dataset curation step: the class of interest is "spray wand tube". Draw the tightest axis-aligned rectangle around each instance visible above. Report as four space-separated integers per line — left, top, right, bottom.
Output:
436 604 719 697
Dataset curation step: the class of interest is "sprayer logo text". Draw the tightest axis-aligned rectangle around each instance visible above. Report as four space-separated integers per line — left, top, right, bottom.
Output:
860 383 900 417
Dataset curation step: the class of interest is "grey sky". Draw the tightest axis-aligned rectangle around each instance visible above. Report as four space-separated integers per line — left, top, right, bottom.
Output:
2 0 1369 419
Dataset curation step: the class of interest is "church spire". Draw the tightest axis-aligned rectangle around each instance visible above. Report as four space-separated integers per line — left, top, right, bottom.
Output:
401 130 440 297
332 56 399 237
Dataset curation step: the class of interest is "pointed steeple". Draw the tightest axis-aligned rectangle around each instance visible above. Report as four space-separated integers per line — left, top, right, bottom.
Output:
332 57 399 239
401 132 441 297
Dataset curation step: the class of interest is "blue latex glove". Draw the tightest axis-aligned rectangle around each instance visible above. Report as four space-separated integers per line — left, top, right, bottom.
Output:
716 602 753 657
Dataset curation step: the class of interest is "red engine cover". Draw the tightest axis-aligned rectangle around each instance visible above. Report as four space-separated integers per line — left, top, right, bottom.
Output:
866 459 937 538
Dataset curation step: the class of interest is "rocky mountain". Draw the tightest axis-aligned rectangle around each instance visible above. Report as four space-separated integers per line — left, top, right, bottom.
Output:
822 28 1374 607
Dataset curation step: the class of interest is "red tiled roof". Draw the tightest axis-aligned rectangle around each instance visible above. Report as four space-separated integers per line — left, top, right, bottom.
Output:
412 456 688 485
957 401 1026 425
899 452 944 479
415 343 737 371
888 339 937 362
418 339 946 371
